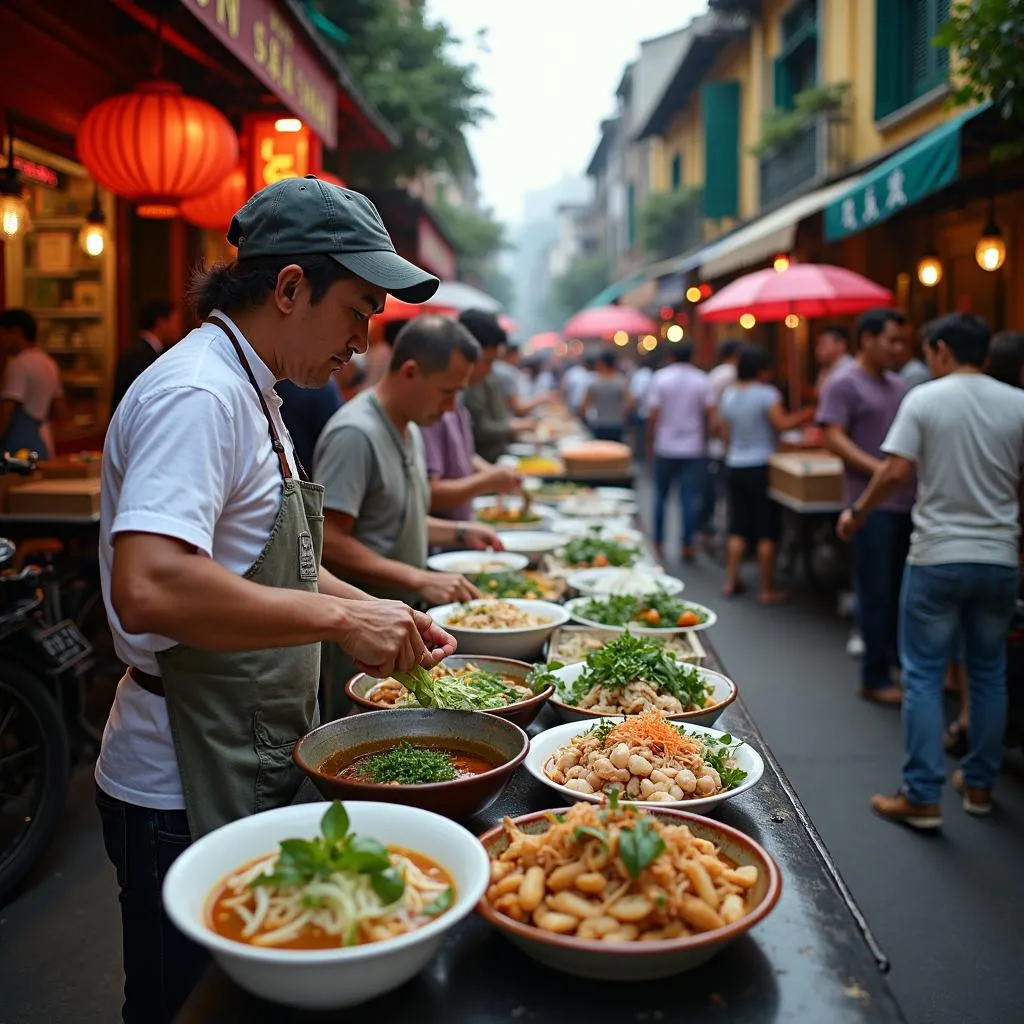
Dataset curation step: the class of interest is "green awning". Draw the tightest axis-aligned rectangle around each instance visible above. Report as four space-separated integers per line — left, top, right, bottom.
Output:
583 273 645 308
824 103 990 243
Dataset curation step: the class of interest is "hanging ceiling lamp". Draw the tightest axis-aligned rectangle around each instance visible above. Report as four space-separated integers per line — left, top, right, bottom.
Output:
77 80 238 218
0 119 31 242
179 166 251 231
79 186 108 257
975 198 1006 272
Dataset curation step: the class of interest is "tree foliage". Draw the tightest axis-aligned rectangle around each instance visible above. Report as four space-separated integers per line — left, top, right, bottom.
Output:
935 0 1024 159
550 256 611 319
313 0 490 182
638 187 702 261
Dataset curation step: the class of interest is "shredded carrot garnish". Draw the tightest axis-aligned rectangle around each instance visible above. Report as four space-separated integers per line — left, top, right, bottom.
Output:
606 709 701 758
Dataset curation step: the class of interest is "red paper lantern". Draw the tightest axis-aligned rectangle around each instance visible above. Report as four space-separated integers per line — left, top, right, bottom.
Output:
77 80 238 218
179 167 251 231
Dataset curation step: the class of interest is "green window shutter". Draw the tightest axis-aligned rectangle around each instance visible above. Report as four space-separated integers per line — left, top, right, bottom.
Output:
627 182 636 246
773 56 793 111
670 153 682 191
874 0 907 120
701 81 741 219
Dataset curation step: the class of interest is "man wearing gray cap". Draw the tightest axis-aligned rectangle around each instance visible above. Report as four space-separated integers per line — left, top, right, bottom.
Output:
94 176 456 1023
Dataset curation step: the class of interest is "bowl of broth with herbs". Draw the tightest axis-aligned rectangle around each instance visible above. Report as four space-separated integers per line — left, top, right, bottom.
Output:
294 709 530 820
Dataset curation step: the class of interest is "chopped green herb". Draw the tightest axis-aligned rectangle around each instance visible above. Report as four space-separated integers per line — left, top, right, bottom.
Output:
672 724 748 790
423 886 454 916
393 666 523 710
578 593 708 629
468 571 552 599
526 661 564 695
618 817 667 880
573 825 608 848
561 530 640 568
361 741 458 785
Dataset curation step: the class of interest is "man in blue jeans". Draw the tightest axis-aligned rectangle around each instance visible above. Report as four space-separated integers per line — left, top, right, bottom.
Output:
839 313 1024 829
819 308 912 706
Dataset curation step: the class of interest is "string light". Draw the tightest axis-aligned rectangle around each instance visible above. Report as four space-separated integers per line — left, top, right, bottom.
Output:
685 285 701 303
773 253 791 273
666 324 684 342
612 330 629 346
917 253 942 287
784 313 800 328
739 313 757 330
641 335 658 351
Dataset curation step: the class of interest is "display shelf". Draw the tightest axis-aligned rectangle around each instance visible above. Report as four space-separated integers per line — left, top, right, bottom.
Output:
27 308 105 319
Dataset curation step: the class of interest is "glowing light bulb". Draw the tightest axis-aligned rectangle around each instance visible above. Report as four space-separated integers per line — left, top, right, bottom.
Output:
975 235 1005 272
773 254 791 273
666 324 684 342
685 286 701 303
784 313 800 328
917 255 942 287
739 313 757 330
274 117 303 133
0 195 30 241
612 330 629 346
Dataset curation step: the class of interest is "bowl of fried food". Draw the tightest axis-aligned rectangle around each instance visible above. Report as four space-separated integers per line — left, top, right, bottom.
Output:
477 798 781 980
345 655 555 729
427 598 570 660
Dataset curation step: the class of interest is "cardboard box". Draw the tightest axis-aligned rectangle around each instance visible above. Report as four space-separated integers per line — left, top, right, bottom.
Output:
7 478 101 518
768 451 843 506
38 453 103 479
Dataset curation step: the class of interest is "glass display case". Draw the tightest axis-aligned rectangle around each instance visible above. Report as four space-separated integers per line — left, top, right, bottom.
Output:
2 140 116 447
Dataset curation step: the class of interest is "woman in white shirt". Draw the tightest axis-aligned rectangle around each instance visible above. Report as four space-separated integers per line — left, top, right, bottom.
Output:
719 346 813 602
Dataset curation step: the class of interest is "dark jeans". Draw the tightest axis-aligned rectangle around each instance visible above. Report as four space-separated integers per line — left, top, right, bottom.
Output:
900 563 1018 803
653 456 706 550
96 786 208 1024
700 457 725 534
592 424 624 443
853 510 912 690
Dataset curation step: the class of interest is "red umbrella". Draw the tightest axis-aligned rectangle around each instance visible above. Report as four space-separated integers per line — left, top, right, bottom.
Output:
523 331 562 355
699 263 892 322
563 305 658 339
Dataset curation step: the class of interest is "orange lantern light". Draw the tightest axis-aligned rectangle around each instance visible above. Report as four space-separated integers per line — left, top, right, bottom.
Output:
77 81 238 218
179 167 251 231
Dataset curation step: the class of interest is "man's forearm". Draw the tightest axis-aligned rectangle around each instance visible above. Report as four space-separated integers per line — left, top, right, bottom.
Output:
321 528 422 592
852 459 906 519
823 427 882 478
426 516 459 546
429 471 492 512
317 565 373 601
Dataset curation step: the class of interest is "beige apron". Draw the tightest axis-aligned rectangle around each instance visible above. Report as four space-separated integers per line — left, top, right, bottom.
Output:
321 393 430 716
157 315 323 839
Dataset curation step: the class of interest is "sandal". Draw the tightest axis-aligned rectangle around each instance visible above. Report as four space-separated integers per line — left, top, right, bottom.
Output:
943 721 968 759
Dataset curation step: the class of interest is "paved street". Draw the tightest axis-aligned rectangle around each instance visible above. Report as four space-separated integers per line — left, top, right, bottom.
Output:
1 501 1022 1024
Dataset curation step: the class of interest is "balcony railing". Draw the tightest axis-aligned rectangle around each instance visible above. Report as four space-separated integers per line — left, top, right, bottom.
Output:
758 111 848 209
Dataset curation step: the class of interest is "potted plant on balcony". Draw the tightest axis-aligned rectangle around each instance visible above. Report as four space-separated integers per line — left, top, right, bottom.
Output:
639 186 703 261
748 81 851 157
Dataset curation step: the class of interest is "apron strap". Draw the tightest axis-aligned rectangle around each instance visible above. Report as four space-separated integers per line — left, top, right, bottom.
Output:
206 314 309 483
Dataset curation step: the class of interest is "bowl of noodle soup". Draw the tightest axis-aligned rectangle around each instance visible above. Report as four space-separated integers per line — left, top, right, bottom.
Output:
162 801 489 1010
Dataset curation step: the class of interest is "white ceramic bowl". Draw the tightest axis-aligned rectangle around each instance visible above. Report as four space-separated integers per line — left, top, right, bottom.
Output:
566 566 685 598
425 550 530 574
427 598 571 660
546 660 736 728
556 495 638 518
495 530 565 566
162 802 489 1010
525 718 763 813
549 517 638 538
594 486 636 502
472 496 551 532
477 807 781 980
564 596 718 634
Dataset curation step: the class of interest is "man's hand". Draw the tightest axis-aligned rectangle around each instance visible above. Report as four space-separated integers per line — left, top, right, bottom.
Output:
336 598 433 678
461 523 504 551
486 467 523 495
417 571 481 606
412 610 457 666
836 509 860 542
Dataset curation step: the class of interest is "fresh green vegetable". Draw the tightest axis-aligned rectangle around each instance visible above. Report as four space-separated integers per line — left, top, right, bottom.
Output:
561 531 639 568
618 817 668 879
525 661 564 695
559 631 712 709
578 593 708 629
573 824 608 848
422 886 454 916
687 728 748 789
393 666 525 710
468 570 555 599
251 802 405 903
361 741 458 784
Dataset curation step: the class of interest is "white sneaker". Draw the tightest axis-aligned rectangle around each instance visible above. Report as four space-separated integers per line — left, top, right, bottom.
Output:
846 632 865 658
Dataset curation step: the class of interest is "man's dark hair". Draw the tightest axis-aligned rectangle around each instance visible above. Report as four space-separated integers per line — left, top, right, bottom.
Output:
670 341 694 363
819 325 850 346
737 345 771 381
187 255 352 319
599 351 617 370
390 315 481 375
139 299 175 331
855 308 905 346
458 308 507 350
718 338 742 361
0 308 37 342
583 355 599 371
923 313 991 369
988 330 1024 388
383 319 408 345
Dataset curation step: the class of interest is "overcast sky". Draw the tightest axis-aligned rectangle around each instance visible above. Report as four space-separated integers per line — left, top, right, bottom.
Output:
427 0 708 225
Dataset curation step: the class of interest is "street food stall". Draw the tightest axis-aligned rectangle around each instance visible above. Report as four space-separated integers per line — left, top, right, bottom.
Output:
168 398 906 1024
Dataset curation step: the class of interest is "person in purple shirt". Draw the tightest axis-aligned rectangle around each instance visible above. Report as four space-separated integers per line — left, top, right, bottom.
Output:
818 307 913 707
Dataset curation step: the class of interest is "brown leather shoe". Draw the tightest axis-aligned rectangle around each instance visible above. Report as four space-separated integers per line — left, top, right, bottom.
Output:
871 792 943 830
952 769 993 816
858 685 903 707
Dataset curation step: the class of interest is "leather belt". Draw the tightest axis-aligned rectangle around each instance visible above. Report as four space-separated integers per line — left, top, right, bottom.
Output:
129 666 165 698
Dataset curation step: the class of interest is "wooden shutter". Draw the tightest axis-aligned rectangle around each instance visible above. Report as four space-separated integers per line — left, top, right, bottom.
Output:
874 0 907 120
670 154 682 191
626 182 636 246
773 55 793 111
701 80 741 220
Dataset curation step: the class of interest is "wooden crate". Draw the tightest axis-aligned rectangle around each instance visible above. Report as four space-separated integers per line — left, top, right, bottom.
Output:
768 451 843 506
7 478 101 518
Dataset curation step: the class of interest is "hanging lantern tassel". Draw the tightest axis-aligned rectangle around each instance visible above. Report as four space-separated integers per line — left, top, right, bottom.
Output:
77 81 238 219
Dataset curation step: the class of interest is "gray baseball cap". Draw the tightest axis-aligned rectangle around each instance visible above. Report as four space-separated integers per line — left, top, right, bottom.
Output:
227 175 439 304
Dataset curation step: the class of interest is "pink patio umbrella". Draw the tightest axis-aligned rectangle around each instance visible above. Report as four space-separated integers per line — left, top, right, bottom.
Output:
699 263 894 405
523 331 562 356
563 304 658 340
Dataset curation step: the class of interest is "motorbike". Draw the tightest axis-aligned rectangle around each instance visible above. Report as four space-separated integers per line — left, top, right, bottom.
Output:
0 450 94 903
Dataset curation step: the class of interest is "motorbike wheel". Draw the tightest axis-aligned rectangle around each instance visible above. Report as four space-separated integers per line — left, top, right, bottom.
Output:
0 662 71 904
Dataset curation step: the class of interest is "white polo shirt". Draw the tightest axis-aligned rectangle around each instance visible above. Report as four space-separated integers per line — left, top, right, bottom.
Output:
95 312 299 809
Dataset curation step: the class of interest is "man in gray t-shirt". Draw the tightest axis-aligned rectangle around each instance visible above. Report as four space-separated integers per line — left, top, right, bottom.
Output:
839 313 1024 830
581 352 631 442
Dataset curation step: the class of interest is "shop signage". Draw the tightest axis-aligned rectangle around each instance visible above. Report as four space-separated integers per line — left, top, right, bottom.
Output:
0 154 60 188
824 104 989 243
181 0 338 148
246 115 321 190
417 214 457 281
